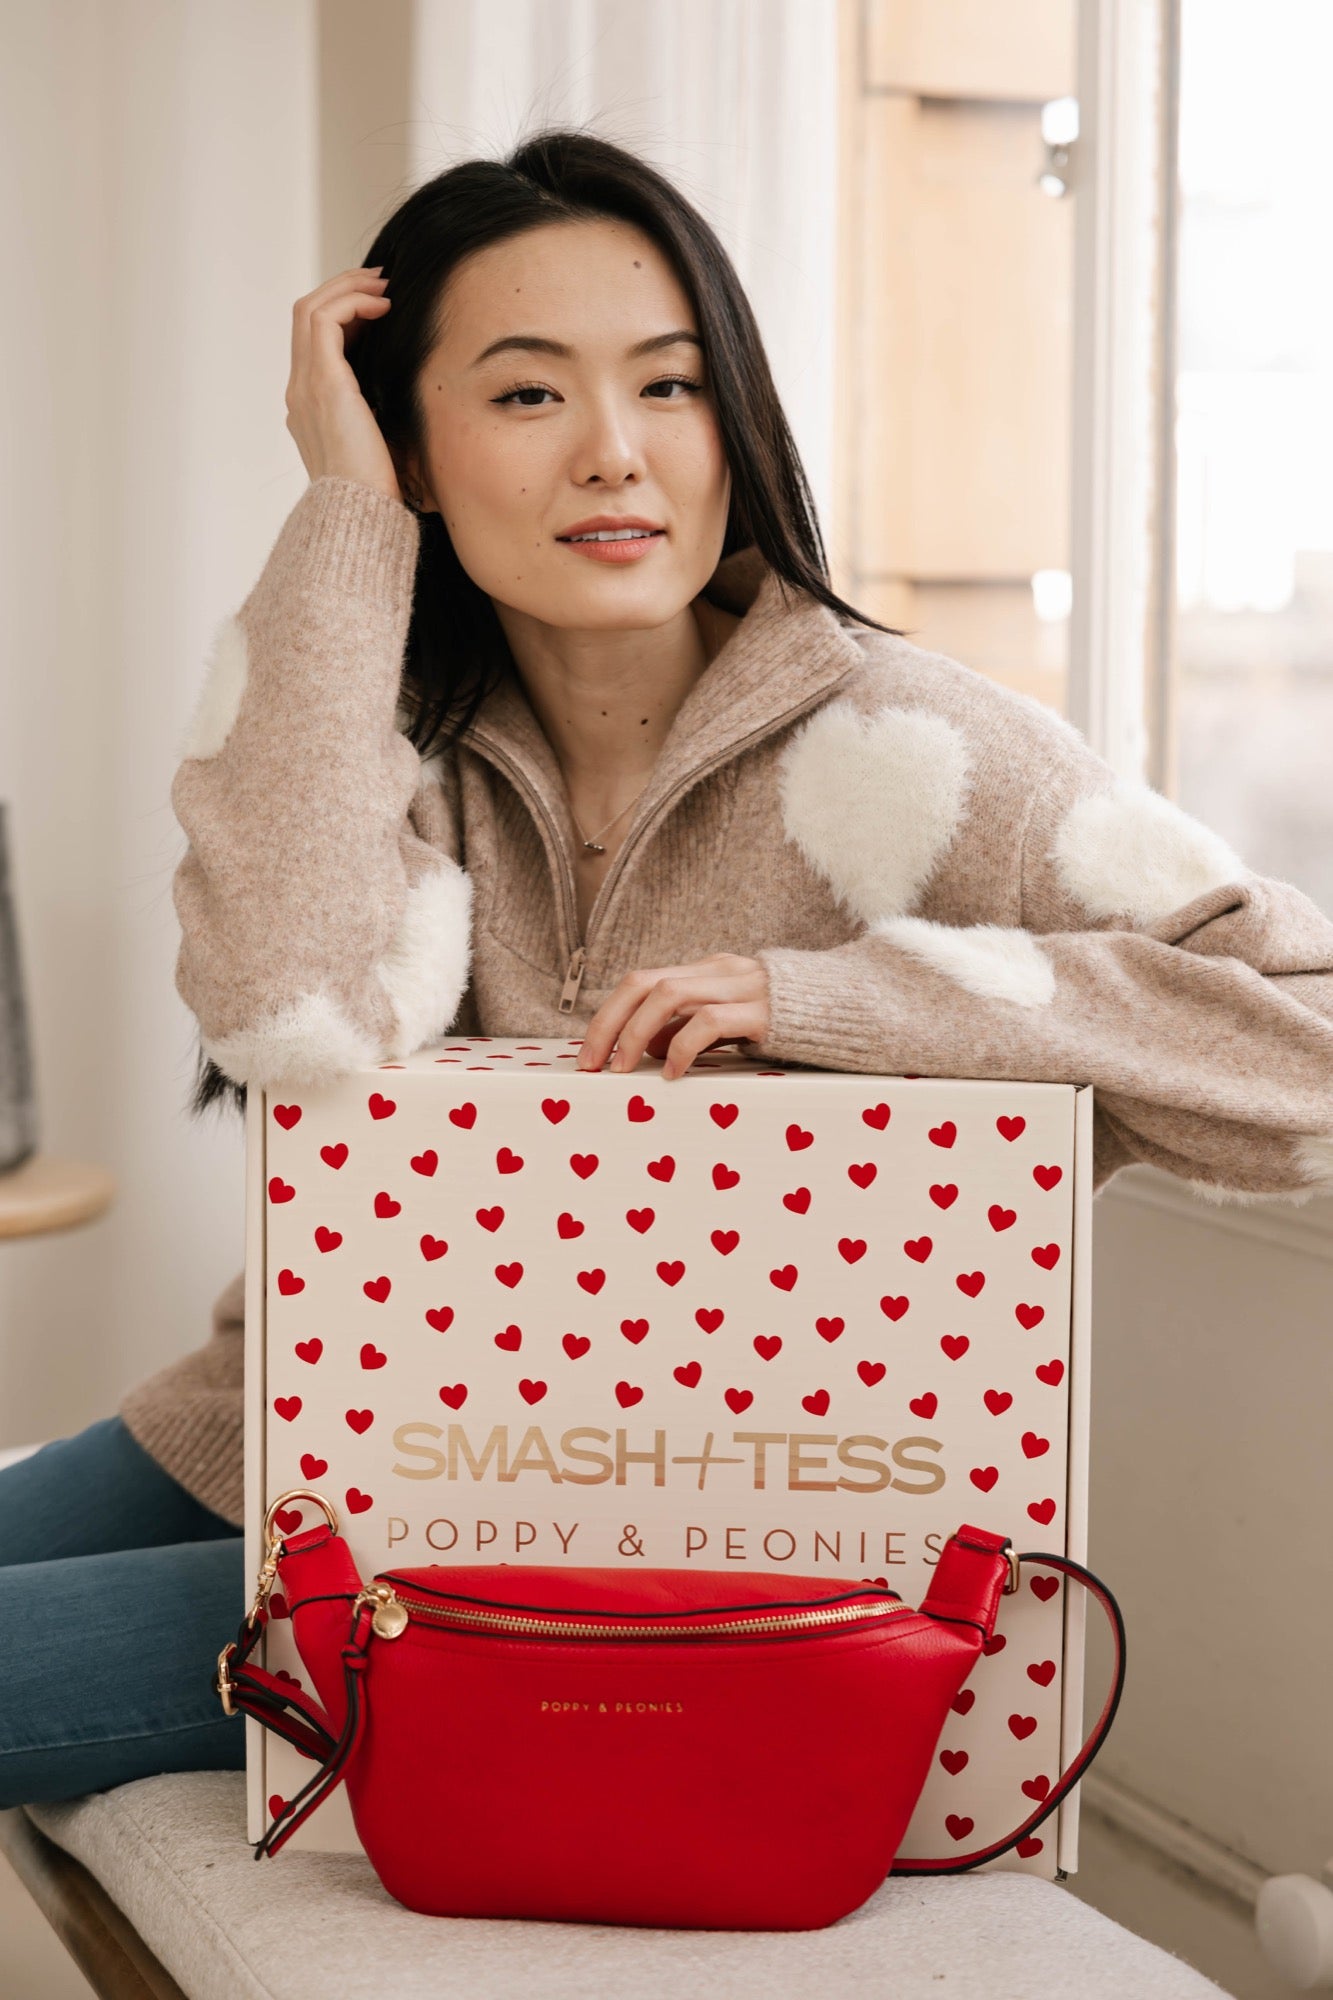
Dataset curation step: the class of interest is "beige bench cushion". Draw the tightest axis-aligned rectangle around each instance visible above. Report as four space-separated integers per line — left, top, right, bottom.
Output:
26 1773 1233 2000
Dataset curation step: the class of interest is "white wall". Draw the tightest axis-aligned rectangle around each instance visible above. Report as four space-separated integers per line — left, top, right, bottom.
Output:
0 0 319 1443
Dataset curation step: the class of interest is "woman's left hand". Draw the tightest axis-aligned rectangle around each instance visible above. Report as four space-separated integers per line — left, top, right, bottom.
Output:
573 954 771 1080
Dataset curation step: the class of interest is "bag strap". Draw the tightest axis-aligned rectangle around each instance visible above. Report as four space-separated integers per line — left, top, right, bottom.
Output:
215 1604 338 1759
216 1583 376 1859
889 1544 1126 1875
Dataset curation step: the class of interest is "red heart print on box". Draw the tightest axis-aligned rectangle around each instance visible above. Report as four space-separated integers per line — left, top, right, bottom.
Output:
260 1035 1082 1873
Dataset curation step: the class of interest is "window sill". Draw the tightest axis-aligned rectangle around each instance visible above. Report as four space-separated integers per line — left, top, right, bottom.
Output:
1105 1162 1333 1265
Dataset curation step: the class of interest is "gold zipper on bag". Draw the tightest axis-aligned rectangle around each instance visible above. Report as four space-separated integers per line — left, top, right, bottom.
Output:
351 1581 915 1644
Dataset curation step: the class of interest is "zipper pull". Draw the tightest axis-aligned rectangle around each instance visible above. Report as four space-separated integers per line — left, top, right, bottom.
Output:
558 945 586 1015
353 1583 410 1639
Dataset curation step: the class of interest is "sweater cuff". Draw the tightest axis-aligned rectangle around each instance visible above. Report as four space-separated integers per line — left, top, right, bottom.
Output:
751 943 906 1075
274 475 421 608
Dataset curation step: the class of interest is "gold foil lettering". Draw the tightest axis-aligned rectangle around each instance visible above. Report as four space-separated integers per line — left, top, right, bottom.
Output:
448 1425 509 1483
391 1422 447 1478
732 1432 786 1488
560 1428 614 1484
788 1432 838 1492
890 1435 946 1494
501 1427 562 1483
537 1697 703 1715
615 1428 666 1486
836 1434 892 1492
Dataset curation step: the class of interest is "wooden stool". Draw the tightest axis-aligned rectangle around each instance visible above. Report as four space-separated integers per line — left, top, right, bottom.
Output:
1 1148 124 1991
3 1770 1236 2000
0 1806 183 1998
0 1153 116 1241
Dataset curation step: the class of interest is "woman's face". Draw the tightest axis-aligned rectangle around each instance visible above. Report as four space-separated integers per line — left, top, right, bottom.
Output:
399 217 733 632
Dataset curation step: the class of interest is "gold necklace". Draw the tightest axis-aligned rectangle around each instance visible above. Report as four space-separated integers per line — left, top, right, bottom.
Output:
567 783 650 855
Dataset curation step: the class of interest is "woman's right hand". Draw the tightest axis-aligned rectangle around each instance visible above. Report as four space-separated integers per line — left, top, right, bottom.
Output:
285 266 404 503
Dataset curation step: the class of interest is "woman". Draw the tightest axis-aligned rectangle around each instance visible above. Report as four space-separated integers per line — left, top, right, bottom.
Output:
3 129 1331 1809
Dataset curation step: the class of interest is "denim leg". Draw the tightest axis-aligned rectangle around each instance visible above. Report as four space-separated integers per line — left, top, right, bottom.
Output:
0 1416 249 1805
0 1414 238 1564
0 1535 248 1807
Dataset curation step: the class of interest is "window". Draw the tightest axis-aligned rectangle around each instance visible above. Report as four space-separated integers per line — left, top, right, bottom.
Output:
1172 0 1333 913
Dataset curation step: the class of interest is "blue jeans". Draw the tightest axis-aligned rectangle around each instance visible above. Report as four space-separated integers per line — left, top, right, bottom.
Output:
0 1415 247 1806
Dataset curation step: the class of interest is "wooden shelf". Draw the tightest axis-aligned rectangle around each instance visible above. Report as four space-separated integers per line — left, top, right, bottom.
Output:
0 1155 116 1241
0 1805 184 1999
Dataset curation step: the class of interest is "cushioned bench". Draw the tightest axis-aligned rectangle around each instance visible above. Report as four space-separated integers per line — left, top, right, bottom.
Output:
3 1771 1235 1999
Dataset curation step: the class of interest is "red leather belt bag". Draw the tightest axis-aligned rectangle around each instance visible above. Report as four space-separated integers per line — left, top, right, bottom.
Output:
216 1487 1125 1931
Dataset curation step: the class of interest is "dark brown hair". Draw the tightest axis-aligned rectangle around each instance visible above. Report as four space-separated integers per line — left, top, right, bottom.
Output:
191 125 902 1119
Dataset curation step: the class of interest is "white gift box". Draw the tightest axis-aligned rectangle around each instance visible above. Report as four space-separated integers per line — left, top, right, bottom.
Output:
244 1035 1094 1879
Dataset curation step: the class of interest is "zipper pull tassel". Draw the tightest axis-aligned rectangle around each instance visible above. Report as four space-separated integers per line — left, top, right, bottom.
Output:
354 1582 409 1639
559 945 586 1015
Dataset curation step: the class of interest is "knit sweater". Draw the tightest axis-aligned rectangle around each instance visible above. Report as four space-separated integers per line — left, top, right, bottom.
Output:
118 476 1333 1528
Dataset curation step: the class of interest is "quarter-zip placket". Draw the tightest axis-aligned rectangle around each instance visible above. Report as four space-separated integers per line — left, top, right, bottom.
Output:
464 679 851 1018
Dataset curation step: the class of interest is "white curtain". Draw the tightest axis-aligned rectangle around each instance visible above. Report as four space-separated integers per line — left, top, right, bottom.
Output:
0 0 838 1445
406 0 839 532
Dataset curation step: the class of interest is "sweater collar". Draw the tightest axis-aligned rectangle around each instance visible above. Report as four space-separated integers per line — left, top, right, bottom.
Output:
455 544 866 829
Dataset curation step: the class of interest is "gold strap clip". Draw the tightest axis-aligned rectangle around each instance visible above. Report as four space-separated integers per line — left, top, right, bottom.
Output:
215 1642 238 1717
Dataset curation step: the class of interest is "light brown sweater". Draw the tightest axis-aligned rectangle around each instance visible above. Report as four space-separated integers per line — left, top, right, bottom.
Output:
118 477 1333 1527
